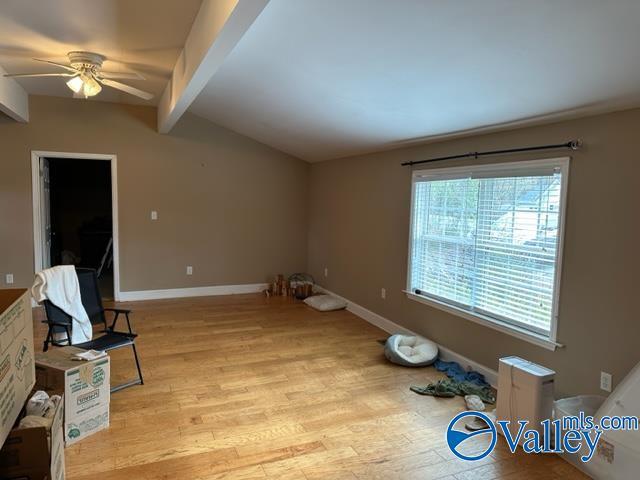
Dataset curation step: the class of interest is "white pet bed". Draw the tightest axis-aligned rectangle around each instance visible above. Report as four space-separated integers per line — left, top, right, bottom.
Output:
384 334 438 367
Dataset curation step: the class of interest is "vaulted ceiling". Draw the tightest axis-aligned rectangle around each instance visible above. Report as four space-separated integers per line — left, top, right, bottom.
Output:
2 0 640 161
190 0 640 160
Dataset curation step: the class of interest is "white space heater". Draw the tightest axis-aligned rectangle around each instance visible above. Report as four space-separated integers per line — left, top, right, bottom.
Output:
496 356 555 441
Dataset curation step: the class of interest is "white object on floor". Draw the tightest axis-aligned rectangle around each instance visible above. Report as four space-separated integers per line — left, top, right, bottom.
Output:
464 394 489 431
465 417 490 431
496 356 555 443
384 334 438 367
464 394 485 411
31 265 92 343
303 294 347 312
72 349 107 362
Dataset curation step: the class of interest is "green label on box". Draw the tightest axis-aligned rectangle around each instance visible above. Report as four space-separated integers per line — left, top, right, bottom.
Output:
91 366 105 387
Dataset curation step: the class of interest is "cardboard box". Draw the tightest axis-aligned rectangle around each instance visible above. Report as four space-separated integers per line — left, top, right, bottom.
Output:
0 289 36 448
35 347 110 445
0 394 65 480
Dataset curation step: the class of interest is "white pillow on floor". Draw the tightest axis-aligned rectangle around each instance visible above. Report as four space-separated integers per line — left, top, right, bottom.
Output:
303 294 347 311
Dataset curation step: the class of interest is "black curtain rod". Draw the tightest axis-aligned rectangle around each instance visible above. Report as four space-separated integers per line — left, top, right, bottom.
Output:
401 139 582 167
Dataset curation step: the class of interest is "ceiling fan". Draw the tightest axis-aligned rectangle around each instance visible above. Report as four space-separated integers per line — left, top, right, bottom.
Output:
3 51 153 100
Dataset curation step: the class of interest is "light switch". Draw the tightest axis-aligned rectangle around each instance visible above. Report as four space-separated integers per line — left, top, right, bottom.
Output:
151 211 158 220
5 274 14 284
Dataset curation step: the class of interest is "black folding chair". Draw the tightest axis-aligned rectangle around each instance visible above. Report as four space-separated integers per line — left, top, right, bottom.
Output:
42 268 144 392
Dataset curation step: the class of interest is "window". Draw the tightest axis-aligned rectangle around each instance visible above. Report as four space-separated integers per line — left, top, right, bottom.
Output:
407 158 568 347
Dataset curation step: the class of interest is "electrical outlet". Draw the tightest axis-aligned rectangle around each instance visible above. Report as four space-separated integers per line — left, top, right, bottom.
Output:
5 274 14 285
151 211 158 220
186 266 193 275
381 288 386 299
601 372 612 392
324 267 328 278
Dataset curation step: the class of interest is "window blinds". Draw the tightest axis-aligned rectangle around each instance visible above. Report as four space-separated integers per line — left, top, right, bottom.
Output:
409 162 566 335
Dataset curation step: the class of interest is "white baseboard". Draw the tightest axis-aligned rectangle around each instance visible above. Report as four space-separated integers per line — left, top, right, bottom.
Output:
318 286 498 387
118 283 268 302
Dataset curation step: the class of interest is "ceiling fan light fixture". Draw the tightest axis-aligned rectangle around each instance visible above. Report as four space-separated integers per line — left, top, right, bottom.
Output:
82 76 102 97
66 75 83 93
16 51 153 100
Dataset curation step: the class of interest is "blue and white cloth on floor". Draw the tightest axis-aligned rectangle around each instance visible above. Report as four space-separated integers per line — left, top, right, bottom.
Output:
433 359 490 388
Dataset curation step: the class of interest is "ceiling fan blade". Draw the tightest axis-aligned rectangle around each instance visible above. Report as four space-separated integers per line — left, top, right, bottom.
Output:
99 78 154 100
32 58 78 72
99 71 145 80
3 72 74 78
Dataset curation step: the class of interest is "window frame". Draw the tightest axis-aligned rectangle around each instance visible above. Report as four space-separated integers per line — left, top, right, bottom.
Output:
405 157 570 351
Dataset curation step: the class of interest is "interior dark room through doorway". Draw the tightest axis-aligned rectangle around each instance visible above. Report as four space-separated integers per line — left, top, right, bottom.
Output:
46 157 114 299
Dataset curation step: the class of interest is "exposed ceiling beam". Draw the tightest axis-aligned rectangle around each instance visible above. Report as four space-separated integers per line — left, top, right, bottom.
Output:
157 0 269 133
0 64 29 122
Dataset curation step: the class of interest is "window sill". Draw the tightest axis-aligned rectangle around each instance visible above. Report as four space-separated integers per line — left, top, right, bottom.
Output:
404 291 563 351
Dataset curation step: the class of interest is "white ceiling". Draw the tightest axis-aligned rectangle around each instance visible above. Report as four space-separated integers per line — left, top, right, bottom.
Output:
190 0 640 161
0 0 202 105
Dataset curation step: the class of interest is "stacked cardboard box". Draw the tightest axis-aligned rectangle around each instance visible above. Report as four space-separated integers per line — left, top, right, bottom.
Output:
0 394 65 480
0 289 36 447
35 346 110 445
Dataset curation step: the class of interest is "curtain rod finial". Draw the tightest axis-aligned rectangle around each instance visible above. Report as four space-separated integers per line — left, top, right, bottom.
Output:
569 139 583 150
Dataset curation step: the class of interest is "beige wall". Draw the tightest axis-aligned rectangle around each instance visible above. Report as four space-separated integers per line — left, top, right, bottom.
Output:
0 95 309 292
2 94 639 397
308 108 640 397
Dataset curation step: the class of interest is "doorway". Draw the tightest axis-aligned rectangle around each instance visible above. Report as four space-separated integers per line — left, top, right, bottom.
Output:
32 151 120 300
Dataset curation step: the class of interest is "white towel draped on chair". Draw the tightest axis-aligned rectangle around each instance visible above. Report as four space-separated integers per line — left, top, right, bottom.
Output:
32 265 92 344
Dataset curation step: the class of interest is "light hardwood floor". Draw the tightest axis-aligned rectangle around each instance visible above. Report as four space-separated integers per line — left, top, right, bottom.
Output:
34 294 587 479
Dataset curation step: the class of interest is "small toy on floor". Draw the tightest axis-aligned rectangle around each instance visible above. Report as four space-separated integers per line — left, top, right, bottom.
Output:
464 395 490 431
